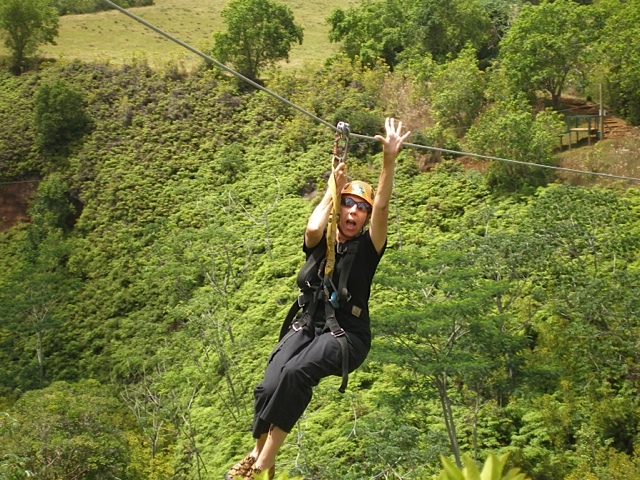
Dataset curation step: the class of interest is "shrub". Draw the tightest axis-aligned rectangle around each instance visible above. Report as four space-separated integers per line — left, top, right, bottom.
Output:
33 79 91 152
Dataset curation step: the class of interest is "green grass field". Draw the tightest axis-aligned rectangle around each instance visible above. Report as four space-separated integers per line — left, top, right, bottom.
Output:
34 0 359 70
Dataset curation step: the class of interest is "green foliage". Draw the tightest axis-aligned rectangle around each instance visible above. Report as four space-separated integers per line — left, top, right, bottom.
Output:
499 0 596 107
375 242 528 464
475 0 519 67
0 380 140 480
1 55 640 480
327 0 410 68
406 0 491 64
211 0 304 82
595 0 640 125
0 0 59 74
25 172 75 252
430 46 486 134
0 204 79 392
437 453 531 480
54 0 154 15
327 0 492 68
415 125 462 165
33 78 91 153
521 186 640 386
465 97 563 192
0 70 41 180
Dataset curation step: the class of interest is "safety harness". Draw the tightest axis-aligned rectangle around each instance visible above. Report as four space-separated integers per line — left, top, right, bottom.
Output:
275 123 358 393
277 238 360 393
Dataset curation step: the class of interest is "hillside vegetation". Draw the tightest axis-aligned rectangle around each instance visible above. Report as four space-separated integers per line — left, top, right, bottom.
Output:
2 0 640 479
35 0 357 70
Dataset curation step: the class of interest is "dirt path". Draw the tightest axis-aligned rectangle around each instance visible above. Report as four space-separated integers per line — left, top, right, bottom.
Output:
0 181 38 232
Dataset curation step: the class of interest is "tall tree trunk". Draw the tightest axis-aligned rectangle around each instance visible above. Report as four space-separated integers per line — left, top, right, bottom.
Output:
435 372 461 467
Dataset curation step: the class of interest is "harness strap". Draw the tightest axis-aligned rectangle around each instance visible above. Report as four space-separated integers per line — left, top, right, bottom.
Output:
296 242 326 290
272 290 320 363
324 301 349 393
336 241 359 303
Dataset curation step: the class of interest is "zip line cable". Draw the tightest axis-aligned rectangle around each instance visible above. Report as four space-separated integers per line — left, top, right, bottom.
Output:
352 134 640 182
99 0 640 184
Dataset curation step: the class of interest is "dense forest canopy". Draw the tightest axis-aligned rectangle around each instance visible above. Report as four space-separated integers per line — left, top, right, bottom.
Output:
1 0 640 479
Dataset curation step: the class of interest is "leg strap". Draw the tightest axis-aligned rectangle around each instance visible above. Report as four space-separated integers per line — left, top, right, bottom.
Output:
324 302 349 393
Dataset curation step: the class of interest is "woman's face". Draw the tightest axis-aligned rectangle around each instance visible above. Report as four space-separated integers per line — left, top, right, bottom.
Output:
337 194 371 241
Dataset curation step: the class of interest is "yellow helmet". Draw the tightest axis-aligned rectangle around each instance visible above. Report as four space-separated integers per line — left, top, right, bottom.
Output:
342 180 375 207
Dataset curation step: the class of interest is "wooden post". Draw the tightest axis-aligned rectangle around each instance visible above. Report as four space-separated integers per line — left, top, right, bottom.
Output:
599 83 604 139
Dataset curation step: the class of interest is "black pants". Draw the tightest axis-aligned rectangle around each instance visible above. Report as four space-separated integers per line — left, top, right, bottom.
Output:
252 324 369 436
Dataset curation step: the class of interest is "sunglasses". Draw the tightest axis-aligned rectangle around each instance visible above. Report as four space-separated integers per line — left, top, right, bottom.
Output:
341 196 372 212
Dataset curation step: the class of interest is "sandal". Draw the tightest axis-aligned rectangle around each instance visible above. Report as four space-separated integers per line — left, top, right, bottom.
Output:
224 454 256 480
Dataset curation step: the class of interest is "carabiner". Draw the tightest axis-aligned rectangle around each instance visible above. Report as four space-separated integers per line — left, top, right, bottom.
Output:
333 121 350 165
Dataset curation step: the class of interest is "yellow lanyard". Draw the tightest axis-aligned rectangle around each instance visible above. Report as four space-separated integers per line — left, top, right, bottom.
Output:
324 122 350 283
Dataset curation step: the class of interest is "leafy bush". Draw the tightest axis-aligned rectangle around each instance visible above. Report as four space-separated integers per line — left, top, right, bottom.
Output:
0 381 139 480
33 79 91 153
464 97 562 192
437 453 531 480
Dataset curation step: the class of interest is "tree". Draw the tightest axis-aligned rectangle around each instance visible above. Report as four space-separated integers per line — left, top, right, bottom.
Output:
0 174 78 391
595 0 640 124
211 0 303 82
34 79 91 153
406 0 491 64
327 0 491 68
376 246 525 467
0 380 138 479
502 186 640 479
464 96 563 192
430 46 486 134
499 0 595 108
327 0 410 68
521 186 640 387
0 0 59 74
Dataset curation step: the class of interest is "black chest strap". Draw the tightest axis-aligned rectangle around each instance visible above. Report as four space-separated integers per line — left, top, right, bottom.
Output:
334 241 359 304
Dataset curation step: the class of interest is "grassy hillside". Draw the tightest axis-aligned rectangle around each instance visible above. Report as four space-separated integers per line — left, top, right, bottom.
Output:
34 0 360 70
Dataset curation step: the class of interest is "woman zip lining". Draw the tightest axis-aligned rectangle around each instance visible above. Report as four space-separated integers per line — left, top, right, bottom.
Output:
225 117 411 480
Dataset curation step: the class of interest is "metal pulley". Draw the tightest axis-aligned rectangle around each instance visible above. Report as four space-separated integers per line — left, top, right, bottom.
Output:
333 121 350 166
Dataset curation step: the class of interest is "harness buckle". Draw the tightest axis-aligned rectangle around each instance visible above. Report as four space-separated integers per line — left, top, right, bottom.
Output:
331 328 346 338
292 320 304 332
297 293 306 307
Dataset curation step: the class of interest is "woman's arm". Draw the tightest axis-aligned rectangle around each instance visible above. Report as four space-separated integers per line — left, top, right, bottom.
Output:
304 161 348 248
369 118 411 254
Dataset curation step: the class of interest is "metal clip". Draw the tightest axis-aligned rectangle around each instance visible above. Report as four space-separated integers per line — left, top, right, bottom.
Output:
331 328 346 338
337 121 350 139
297 293 306 307
333 121 350 165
